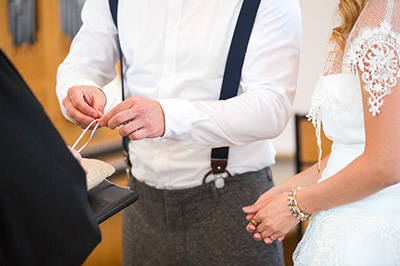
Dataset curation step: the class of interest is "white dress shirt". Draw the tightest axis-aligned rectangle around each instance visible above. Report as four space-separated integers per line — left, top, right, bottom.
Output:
56 0 301 189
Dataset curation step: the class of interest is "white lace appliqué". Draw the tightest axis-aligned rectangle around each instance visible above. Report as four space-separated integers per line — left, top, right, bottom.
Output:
347 22 400 116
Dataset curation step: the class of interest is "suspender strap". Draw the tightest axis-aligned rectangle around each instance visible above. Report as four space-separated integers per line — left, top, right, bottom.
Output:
109 0 129 153
219 0 261 101
207 0 261 181
109 0 118 28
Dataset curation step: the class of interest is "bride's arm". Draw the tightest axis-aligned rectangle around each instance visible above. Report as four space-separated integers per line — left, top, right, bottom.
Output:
244 55 400 243
280 153 330 192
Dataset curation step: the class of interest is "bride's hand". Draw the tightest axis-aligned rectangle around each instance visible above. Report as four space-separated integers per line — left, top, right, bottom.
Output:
242 185 283 230
243 193 300 244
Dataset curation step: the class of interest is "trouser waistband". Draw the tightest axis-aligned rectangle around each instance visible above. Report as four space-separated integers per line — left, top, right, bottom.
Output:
129 167 272 204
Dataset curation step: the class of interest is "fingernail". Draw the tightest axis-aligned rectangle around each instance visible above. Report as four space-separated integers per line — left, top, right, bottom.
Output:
242 207 250 212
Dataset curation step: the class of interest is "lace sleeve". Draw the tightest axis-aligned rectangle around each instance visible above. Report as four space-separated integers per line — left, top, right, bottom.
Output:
346 0 400 116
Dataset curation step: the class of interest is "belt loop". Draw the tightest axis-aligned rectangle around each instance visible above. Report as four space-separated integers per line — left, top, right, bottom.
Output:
124 149 132 182
266 167 273 182
211 183 219 203
128 174 135 191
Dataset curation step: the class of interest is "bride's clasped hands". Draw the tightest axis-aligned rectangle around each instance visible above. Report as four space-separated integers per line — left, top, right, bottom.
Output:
242 186 300 244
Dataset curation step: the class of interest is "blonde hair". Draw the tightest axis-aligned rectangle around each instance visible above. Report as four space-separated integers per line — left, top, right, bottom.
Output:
330 0 367 51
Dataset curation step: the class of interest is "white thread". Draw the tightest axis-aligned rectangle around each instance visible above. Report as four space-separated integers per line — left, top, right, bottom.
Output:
71 119 100 154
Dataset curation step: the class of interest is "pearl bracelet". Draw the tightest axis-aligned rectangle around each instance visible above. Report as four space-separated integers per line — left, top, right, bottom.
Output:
287 187 311 221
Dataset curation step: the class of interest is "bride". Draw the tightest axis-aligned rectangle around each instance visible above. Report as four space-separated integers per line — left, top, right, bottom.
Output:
243 0 400 264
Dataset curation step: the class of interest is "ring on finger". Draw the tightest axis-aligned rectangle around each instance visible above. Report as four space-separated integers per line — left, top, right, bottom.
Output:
250 218 260 227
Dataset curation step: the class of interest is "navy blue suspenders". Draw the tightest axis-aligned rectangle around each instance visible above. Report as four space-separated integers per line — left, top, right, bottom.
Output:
108 0 261 181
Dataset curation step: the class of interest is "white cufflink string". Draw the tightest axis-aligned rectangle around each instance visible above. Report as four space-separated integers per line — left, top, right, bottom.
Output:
70 118 130 189
71 119 100 154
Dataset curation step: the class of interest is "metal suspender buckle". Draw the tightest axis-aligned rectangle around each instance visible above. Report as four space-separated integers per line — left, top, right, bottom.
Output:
202 159 232 188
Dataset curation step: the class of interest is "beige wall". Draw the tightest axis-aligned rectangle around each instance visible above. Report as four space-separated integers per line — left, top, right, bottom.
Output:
271 0 339 157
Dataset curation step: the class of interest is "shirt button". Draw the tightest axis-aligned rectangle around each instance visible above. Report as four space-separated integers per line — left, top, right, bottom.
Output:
166 71 173 76
168 28 177 34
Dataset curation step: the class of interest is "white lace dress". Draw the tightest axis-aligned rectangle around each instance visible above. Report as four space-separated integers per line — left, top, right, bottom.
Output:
293 0 400 265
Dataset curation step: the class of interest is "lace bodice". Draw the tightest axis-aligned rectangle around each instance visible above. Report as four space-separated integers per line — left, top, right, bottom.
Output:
307 0 400 164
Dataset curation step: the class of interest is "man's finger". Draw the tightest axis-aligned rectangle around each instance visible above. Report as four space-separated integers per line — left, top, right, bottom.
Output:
100 100 131 127
119 119 143 137
91 92 106 118
66 106 97 129
108 109 136 129
70 91 99 118
128 128 147 140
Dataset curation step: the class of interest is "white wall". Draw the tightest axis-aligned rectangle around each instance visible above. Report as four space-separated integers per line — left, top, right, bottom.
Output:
271 0 339 157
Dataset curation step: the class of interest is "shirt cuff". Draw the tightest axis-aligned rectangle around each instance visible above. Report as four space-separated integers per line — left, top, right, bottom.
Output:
156 99 193 141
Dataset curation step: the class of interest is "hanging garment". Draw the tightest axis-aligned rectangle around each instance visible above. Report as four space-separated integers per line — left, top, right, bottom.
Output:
60 0 86 38
8 0 36 46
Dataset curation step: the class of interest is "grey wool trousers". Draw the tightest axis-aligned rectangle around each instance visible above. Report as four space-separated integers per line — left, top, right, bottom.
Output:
122 167 285 266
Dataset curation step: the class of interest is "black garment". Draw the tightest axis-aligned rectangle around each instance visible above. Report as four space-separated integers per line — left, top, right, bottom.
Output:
0 50 101 265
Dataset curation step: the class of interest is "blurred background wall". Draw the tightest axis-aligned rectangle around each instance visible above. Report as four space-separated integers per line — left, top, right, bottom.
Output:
270 0 339 157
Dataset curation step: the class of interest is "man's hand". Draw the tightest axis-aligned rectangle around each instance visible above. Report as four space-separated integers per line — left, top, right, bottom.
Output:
62 85 106 129
99 96 165 140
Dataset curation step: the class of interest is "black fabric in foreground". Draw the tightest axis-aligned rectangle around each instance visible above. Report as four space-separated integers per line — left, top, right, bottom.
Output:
0 49 101 266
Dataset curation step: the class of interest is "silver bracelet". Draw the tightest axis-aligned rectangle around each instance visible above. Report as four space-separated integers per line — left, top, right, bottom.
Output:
287 187 312 221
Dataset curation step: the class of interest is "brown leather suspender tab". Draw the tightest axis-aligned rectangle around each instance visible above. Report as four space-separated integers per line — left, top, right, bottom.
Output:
203 159 232 184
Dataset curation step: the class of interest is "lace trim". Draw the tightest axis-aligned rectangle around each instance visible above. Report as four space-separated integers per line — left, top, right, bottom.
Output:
306 77 323 171
346 22 400 116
